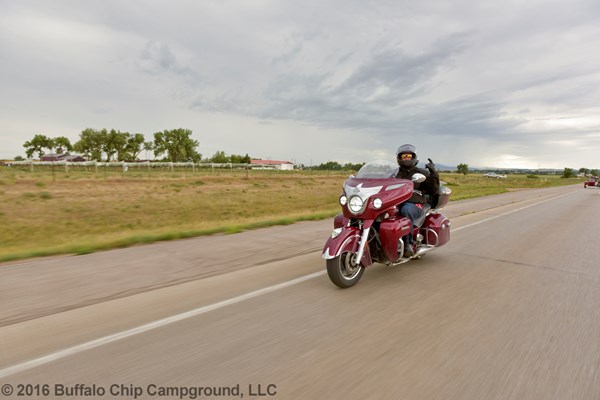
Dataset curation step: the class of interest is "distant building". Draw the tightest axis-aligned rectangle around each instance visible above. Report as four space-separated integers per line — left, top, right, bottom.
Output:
63 154 86 162
40 153 64 161
250 159 294 171
40 153 85 162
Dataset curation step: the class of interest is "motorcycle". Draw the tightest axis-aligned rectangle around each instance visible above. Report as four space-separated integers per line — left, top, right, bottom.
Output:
322 161 452 288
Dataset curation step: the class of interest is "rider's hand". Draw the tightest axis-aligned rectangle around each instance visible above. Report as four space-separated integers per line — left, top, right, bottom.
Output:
426 158 436 171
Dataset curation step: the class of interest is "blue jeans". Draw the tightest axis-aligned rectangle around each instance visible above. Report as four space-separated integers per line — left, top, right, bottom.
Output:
399 202 424 243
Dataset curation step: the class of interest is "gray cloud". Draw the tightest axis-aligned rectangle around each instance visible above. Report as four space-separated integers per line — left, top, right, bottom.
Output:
140 41 177 71
2 0 600 169
257 33 480 136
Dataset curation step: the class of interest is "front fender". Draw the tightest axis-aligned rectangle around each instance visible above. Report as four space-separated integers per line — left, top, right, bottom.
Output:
322 227 373 267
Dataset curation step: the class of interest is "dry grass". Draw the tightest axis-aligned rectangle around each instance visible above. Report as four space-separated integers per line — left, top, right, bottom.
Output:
0 167 580 262
0 168 346 261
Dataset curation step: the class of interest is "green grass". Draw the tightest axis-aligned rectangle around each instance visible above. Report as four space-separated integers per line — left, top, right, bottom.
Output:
0 167 580 263
440 173 578 200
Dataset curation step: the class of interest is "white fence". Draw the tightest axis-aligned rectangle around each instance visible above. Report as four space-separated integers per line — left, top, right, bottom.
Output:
5 161 299 173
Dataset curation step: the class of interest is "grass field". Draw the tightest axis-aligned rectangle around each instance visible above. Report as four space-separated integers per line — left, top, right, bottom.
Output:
0 167 580 263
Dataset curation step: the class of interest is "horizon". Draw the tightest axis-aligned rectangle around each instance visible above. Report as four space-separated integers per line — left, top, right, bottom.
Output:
2 153 591 173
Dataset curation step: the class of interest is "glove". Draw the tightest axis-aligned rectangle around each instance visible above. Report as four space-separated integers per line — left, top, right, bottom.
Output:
426 158 439 178
426 158 436 172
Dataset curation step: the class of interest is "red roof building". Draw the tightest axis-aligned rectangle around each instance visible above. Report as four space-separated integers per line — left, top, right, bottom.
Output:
250 159 294 170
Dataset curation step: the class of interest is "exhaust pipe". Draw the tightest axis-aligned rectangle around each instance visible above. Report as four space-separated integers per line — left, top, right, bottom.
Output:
413 245 435 258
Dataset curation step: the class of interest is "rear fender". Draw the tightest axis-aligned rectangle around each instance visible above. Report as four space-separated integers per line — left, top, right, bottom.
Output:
322 227 373 267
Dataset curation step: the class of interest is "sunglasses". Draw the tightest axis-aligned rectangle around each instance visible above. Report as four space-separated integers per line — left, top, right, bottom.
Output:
400 154 413 160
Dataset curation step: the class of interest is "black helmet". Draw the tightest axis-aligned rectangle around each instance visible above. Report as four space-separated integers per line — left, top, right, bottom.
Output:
396 144 418 169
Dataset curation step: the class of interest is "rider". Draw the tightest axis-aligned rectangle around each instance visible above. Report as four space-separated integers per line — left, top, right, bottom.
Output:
395 144 440 257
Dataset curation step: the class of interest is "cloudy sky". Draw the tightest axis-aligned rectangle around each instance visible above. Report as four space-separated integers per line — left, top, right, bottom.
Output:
2 0 600 169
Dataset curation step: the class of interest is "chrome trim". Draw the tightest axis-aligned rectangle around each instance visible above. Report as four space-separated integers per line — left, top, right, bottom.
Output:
354 227 371 265
385 183 406 191
389 244 436 262
397 238 404 258
343 183 383 215
414 244 436 258
423 228 439 246
348 195 364 214
388 257 411 266
331 228 343 238
322 234 361 259
322 247 333 259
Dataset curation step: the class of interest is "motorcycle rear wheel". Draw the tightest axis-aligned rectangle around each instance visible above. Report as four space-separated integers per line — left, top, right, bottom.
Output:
327 251 364 288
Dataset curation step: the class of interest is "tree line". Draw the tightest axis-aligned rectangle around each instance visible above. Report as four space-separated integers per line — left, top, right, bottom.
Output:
307 161 365 171
21 129 250 163
22 132 597 174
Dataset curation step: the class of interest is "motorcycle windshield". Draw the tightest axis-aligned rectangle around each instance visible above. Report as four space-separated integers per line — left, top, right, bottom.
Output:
355 161 398 179
343 161 409 217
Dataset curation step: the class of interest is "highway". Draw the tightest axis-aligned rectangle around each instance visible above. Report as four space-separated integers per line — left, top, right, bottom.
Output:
1 184 599 400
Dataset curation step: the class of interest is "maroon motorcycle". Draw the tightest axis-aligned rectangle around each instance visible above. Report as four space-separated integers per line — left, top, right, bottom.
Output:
322 161 452 288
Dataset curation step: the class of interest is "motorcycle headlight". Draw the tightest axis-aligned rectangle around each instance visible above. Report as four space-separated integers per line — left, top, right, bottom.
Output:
373 198 382 209
348 196 364 213
339 195 347 206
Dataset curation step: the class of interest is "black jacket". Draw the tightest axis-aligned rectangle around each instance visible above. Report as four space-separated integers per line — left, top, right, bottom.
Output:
396 165 440 205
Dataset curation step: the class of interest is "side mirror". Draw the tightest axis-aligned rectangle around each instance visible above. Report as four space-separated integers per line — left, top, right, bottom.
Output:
412 173 426 183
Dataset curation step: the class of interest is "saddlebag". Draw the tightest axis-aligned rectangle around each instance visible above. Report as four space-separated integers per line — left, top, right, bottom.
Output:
430 186 452 210
422 213 450 246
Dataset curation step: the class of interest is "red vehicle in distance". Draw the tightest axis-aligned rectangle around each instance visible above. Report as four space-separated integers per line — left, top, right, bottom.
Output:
584 177 599 188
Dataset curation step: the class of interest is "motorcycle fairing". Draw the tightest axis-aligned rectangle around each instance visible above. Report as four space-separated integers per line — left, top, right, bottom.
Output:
341 177 414 220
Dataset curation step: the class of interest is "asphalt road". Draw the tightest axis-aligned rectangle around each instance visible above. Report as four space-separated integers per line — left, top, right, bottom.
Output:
1 184 599 400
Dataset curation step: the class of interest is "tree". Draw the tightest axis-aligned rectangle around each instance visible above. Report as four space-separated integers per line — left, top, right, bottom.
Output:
14 155 24 161
109 130 135 162
153 129 200 162
52 136 73 154
562 168 575 178
591 169 599 177
125 133 146 160
74 128 104 161
102 129 126 162
456 163 469 175
230 153 251 164
23 134 52 158
315 161 343 170
143 141 154 160
343 162 365 171
579 167 590 175
209 151 230 163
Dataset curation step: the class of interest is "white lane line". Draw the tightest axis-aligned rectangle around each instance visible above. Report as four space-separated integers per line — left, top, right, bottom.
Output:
0 271 326 379
453 189 578 232
0 187 580 378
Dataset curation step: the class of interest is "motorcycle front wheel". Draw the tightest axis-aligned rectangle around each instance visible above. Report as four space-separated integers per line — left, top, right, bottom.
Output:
326 251 364 288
